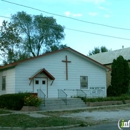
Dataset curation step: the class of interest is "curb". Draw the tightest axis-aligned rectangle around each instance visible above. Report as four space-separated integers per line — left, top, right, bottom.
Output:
0 124 80 130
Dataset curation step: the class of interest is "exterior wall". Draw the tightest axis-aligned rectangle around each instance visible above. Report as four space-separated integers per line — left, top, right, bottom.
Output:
0 68 15 95
0 72 2 95
105 64 111 87
15 50 107 98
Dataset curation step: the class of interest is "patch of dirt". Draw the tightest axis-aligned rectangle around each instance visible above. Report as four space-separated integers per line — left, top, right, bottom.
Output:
61 105 130 124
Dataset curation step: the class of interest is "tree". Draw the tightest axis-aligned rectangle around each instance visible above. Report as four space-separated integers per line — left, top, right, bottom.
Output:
89 46 109 55
45 44 67 53
108 56 130 96
11 11 65 57
2 50 30 65
0 11 65 64
0 20 22 64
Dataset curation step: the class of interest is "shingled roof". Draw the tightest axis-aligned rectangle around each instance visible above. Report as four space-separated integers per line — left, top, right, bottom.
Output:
0 47 109 71
89 47 130 65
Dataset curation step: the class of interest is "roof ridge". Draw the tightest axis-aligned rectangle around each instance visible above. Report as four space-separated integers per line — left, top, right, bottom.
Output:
0 47 109 71
0 47 70 68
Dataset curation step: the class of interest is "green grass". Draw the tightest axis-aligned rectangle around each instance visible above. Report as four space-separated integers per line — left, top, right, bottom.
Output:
0 109 12 114
80 94 130 103
0 114 84 127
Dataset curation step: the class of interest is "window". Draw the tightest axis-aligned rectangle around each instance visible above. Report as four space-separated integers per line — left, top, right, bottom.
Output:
2 76 6 90
35 80 39 84
80 76 88 88
42 80 46 84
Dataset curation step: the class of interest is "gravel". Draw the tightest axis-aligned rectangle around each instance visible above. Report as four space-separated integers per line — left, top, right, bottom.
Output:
62 106 130 123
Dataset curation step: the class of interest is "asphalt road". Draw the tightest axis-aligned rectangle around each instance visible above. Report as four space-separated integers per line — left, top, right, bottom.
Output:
67 122 119 130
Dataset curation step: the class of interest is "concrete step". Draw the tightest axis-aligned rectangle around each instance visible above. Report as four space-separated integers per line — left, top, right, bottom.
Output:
39 98 86 111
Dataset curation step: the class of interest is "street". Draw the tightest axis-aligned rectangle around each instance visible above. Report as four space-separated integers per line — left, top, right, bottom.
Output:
67 122 119 130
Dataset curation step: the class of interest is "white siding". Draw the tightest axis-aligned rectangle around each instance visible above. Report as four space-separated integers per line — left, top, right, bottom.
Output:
0 68 15 95
15 50 107 98
0 72 3 95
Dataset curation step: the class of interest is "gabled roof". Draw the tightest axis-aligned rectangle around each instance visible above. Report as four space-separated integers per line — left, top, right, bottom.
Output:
89 47 130 65
29 68 55 80
0 47 109 71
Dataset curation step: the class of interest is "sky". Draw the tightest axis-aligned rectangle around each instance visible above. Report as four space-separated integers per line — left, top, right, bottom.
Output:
0 0 130 55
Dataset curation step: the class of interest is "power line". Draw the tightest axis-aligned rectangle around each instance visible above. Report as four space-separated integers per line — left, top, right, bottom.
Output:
0 16 130 41
0 15 10 19
1 0 130 31
66 28 130 41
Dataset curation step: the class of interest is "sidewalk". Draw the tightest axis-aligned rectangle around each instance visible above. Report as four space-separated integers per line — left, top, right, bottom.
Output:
1 103 130 117
0 104 130 130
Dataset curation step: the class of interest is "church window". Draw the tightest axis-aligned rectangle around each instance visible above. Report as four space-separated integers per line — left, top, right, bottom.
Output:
2 76 6 90
80 76 88 88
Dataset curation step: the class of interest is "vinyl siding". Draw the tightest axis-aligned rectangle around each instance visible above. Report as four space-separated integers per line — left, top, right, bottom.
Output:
15 50 107 98
0 68 15 95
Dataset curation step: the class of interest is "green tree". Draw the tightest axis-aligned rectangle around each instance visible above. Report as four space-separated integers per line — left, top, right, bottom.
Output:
11 11 65 57
0 11 65 64
89 46 109 55
0 20 21 63
108 56 130 96
3 50 30 65
45 44 67 53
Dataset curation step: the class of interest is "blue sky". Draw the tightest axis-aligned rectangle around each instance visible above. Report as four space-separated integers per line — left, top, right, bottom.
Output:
0 0 130 55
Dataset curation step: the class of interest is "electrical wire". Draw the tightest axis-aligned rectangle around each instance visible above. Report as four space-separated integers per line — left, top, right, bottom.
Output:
0 16 130 41
1 0 130 31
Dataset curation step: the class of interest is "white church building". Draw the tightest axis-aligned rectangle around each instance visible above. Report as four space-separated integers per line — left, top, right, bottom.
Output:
0 47 109 98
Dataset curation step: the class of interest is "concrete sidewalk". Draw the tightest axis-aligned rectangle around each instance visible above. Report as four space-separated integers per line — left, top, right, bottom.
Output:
0 104 130 130
1 103 130 118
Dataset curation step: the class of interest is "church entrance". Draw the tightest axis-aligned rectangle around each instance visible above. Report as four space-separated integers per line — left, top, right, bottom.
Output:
34 78 47 96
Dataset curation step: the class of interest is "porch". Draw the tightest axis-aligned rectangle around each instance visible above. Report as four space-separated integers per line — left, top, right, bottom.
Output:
37 87 106 111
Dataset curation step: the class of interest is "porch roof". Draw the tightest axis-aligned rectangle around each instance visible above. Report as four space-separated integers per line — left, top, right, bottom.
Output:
29 68 55 80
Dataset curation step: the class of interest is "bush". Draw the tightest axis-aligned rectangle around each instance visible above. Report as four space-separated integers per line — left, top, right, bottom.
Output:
110 56 130 96
85 94 130 103
107 85 115 96
0 93 31 110
24 95 42 107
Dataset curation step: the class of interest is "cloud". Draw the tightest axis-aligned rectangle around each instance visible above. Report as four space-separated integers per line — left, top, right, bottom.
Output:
98 6 108 11
65 11 71 17
64 11 82 17
88 12 98 16
104 14 110 18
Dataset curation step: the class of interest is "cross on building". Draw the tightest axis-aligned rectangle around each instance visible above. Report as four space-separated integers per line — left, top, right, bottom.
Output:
62 55 71 80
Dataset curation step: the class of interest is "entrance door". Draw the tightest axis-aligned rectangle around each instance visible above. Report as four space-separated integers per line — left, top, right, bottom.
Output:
34 78 47 95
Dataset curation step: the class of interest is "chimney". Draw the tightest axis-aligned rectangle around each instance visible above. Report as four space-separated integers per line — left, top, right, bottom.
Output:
122 45 124 49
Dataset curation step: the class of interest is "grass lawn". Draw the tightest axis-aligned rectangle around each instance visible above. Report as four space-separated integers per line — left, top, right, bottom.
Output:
0 109 12 114
0 114 85 127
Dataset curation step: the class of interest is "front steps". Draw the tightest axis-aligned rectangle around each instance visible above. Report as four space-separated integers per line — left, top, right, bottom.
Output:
39 98 86 111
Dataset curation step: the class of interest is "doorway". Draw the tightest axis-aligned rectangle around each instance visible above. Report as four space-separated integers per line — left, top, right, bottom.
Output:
34 78 47 96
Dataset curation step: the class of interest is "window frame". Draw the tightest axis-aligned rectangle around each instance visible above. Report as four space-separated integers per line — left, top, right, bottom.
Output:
80 76 88 89
2 76 6 90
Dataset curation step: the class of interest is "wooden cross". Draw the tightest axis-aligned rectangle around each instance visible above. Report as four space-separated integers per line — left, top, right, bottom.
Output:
62 55 71 80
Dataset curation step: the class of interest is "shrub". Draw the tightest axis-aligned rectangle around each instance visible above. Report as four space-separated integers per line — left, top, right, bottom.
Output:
24 95 42 107
0 93 31 110
110 56 130 96
85 94 130 103
107 85 115 97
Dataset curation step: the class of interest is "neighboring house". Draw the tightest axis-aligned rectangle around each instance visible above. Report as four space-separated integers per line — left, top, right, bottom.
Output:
89 47 130 87
0 47 109 98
